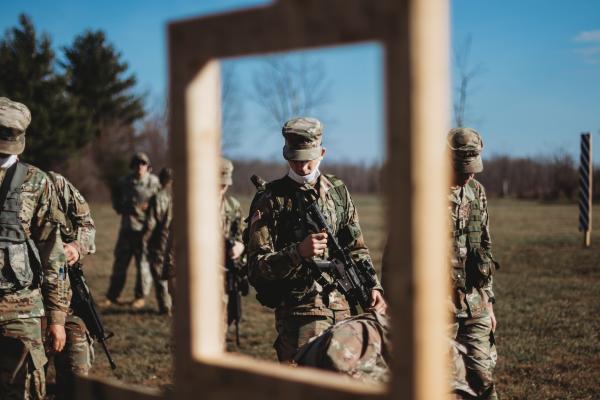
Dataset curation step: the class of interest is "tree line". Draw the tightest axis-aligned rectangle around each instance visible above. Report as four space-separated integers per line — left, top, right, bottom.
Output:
231 154 600 202
229 160 383 195
0 14 148 199
2 15 596 202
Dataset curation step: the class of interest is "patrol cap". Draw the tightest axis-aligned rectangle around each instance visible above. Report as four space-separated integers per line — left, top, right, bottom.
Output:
159 167 173 185
221 158 233 186
130 152 150 168
0 97 31 155
447 127 483 173
282 117 323 161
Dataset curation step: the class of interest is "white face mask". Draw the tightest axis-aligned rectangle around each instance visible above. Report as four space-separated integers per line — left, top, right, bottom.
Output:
0 155 18 169
287 158 322 184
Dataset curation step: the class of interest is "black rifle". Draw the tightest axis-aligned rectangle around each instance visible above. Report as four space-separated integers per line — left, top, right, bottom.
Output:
225 221 248 347
68 263 117 370
304 201 379 314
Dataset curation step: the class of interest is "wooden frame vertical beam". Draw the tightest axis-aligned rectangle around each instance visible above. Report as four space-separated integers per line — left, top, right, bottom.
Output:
385 1 451 399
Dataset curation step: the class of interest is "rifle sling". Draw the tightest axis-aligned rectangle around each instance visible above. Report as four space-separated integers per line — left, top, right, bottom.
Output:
0 162 18 211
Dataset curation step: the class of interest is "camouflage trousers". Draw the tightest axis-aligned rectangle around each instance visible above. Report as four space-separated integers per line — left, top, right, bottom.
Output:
294 312 390 383
147 252 172 313
0 318 46 400
452 312 498 400
51 315 94 395
274 308 350 363
106 229 152 301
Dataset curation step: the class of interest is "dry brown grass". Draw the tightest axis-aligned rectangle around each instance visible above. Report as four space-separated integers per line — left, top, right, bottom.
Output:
81 196 600 399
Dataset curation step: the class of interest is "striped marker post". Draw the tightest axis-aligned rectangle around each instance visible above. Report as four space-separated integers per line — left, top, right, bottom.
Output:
579 132 592 247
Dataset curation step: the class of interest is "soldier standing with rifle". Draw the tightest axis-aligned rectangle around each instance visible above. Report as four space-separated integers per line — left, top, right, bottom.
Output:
0 97 70 399
143 167 173 315
246 117 386 363
103 152 160 309
448 128 498 399
220 159 247 345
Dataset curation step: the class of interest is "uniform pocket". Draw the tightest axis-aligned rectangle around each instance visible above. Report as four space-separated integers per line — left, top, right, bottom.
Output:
7 243 33 288
465 247 495 289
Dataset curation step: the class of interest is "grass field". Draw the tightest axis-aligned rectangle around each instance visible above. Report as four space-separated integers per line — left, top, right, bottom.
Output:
79 196 600 399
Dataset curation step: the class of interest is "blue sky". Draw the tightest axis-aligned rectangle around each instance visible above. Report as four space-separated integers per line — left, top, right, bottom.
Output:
1 1 599 163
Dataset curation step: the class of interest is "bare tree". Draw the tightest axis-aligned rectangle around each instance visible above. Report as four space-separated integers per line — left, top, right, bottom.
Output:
453 35 484 127
221 64 244 151
251 55 332 130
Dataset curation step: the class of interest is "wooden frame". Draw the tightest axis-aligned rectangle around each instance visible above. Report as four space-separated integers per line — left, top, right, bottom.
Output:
75 0 451 398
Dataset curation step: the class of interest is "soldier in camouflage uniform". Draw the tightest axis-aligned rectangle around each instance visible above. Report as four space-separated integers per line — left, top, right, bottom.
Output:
220 158 245 266
246 117 386 363
0 97 70 399
142 167 173 315
46 171 96 394
448 128 498 399
220 158 246 337
103 152 160 309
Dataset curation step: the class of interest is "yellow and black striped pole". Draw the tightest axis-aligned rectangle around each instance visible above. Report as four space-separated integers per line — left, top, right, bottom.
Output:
579 132 592 247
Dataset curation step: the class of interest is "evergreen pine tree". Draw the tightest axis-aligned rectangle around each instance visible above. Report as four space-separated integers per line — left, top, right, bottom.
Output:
0 14 85 169
62 30 145 134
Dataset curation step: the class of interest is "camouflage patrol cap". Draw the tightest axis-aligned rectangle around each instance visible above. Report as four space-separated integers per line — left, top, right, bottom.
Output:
130 152 150 167
447 127 484 173
0 97 31 155
221 158 233 186
282 117 323 161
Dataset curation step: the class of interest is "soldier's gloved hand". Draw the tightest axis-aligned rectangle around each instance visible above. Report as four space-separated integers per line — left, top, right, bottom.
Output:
369 290 387 314
48 324 66 352
298 232 328 258
229 241 245 260
63 243 80 266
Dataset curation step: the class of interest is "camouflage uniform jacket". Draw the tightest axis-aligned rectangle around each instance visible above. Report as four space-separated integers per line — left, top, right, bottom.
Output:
449 178 494 319
0 163 70 325
48 172 96 259
144 187 173 258
221 195 244 242
112 172 160 231
247 174 380 318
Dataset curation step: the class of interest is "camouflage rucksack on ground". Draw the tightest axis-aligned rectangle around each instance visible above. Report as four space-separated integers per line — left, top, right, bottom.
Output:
294 311 391 383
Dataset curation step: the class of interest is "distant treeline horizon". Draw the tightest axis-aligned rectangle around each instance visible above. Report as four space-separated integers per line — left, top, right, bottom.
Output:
228 153 599 202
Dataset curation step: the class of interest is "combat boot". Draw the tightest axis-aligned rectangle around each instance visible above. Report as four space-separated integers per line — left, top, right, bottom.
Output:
131 298 146 309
